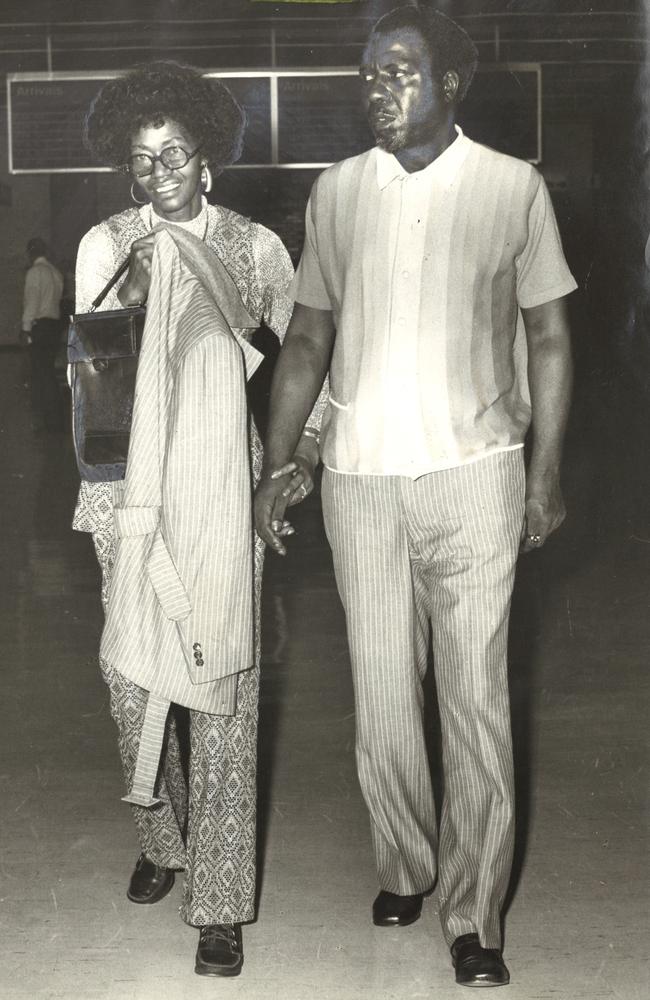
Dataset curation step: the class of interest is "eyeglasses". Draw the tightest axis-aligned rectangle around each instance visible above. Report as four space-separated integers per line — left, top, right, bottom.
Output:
125 144 201 178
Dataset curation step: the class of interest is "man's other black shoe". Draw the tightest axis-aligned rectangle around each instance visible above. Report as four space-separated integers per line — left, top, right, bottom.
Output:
451 933 510 987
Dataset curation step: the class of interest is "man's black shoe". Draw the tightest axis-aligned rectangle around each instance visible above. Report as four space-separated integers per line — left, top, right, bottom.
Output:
195 924 243 977
372 889 425 927
451 933 510 987
126 853 175 904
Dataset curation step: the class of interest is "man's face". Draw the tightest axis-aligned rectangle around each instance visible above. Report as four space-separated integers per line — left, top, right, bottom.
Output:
360 26 449 154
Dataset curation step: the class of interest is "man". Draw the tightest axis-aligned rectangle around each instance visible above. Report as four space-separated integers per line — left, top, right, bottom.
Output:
22 237 65 431
255 3 575 988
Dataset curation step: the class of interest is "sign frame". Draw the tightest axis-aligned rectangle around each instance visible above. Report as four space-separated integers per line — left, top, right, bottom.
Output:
6 63 542 174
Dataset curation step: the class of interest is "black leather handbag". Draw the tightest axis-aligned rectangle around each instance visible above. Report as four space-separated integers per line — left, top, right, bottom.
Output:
68 259 145 482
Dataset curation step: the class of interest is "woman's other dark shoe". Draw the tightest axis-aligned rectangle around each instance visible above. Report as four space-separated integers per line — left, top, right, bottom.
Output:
195 924 243 977
451 933 510 987
126 853 175 904
372 889 425 927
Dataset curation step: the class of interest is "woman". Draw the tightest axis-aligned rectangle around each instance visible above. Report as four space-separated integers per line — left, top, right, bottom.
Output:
73 61 318 978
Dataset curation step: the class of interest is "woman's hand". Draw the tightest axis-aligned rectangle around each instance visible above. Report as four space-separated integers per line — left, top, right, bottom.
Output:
271 457 314 506
270 435 319 507
117 234 156 307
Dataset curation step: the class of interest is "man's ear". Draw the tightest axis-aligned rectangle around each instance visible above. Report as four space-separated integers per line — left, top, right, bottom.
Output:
442 70 460 103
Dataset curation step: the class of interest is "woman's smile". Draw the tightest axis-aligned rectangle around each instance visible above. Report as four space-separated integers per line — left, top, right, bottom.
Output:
130 118 203 221
152 178 183 197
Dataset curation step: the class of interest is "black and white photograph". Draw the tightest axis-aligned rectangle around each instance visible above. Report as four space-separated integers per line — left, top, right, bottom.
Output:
0 1 647 998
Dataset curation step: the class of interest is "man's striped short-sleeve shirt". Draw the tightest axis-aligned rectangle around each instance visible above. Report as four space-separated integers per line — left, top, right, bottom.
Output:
292 129 577 478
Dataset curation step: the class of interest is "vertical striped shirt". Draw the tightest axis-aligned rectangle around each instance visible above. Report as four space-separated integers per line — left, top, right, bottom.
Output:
291 128 577 478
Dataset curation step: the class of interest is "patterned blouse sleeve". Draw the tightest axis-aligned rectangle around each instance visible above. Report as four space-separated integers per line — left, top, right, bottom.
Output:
250 224 295 341
75 222 123 313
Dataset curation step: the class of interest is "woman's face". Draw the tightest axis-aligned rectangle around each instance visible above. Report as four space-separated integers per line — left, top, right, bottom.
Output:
129 118 204 222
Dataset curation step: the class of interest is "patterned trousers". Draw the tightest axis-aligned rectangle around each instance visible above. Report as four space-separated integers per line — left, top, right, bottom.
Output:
321 450 525 949
92 520 264 927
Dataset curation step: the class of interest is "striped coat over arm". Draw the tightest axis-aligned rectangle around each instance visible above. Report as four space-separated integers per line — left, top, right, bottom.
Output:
100 226 264 806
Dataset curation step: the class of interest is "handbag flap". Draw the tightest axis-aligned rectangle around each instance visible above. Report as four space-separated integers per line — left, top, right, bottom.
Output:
68 307 146 363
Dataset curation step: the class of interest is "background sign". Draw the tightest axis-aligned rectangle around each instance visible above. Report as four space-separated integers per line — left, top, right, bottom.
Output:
7 65 541 173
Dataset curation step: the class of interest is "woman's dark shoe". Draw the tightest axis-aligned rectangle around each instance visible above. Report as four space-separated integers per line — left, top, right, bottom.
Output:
126 853 175 904
372 889 425 927
195 924 243 977
451 933 510 987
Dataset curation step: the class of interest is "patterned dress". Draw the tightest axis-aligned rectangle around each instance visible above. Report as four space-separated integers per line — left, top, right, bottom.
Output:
74 200 293 926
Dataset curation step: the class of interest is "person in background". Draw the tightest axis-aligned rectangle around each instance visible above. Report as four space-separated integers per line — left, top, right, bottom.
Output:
255 3 575 988
22 237 64 431
73 61 318 978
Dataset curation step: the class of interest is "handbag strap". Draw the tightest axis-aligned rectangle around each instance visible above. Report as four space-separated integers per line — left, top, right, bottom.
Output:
89 257 130 312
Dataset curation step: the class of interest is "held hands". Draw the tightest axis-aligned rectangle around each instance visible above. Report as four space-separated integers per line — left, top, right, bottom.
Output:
521 468 566 553
117 234 156 307
254 476 295 556
272 447 317 507
254 444 318 556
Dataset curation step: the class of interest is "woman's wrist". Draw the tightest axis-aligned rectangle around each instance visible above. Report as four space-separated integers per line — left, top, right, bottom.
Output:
301 427 320 444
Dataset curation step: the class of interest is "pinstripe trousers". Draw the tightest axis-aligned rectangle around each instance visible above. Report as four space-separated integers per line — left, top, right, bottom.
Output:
321 449 525 949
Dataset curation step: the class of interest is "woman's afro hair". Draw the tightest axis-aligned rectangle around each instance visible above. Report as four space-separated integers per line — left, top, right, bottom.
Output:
84 61 246 169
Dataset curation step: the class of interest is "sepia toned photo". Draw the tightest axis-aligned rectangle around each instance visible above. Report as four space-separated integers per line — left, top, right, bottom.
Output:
0 2 647 998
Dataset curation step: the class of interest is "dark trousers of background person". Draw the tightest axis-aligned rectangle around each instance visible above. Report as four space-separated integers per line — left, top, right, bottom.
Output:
28 318 65 431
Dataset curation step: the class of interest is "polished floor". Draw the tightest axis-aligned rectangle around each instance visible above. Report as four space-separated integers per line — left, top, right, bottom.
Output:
0 349 647 1000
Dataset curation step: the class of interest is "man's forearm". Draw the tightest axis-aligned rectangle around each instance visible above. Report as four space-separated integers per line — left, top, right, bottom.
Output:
263 303 335 473
263 341 327 470
523 298 573 475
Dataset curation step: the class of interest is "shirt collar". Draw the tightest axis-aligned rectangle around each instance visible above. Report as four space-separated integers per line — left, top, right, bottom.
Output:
375 125 471 190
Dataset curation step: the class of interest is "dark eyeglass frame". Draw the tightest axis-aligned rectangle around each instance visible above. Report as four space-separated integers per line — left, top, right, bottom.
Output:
123 144 202 178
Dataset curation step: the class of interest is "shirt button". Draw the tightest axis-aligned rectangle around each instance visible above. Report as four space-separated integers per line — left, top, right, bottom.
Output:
402 270 409 278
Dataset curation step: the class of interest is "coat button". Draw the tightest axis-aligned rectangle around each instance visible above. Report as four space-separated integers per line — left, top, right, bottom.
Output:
192 642 201 651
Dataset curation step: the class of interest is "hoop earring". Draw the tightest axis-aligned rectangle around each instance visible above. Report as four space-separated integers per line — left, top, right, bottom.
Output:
130 182 147 205
201 163 213 194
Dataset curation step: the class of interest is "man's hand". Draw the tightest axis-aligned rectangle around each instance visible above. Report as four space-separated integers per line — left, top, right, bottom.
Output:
255 438 319 554
521 468 566 553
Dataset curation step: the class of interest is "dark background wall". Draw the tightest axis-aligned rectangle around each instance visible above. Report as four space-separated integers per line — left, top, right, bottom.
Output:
1 0 648 441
